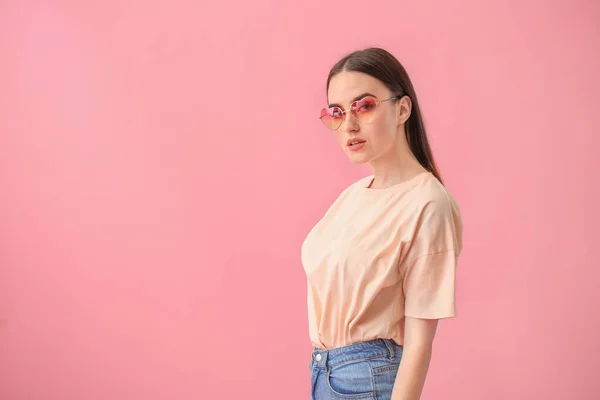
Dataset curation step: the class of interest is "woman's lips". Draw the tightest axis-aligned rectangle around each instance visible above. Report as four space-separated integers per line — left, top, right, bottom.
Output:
347 139 366 151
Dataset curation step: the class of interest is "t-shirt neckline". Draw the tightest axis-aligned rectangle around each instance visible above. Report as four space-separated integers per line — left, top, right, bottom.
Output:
362 171 432 191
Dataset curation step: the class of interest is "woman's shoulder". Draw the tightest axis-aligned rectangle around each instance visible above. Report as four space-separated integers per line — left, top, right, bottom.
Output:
410 172 461 213
409 173 463 253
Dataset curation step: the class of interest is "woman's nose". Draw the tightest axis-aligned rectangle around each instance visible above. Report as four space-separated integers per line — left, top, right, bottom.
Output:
341 111 359 132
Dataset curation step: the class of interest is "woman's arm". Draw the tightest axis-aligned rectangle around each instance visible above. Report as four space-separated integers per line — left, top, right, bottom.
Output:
391 317 439 400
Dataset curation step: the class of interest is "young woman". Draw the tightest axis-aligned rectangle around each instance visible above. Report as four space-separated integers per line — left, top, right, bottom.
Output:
301 47 463 400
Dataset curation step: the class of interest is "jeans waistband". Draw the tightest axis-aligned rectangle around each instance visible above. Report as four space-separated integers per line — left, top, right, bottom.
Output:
311 338 400 367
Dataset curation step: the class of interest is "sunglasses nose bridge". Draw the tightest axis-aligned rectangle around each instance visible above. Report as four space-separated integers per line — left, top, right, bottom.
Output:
338 106 359 120
338 108 360 131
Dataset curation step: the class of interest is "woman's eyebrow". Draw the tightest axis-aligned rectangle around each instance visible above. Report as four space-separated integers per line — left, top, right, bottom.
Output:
328 92 377 108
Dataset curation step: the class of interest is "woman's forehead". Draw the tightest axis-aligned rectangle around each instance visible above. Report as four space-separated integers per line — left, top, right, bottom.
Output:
327 71 387 105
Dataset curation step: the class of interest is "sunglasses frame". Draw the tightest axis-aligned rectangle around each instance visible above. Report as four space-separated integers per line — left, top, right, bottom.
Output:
319 95 402 131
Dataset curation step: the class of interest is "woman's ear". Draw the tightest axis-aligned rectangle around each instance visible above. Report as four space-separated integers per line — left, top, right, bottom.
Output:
397 96 412 125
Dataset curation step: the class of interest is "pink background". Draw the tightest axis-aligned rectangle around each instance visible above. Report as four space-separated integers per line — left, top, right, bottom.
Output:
1 1 599 399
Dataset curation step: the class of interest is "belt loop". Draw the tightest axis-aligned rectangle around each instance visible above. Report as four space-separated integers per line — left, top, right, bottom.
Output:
384 339 395 361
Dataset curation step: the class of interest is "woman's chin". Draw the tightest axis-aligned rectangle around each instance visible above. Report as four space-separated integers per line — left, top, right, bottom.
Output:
347 154 371 164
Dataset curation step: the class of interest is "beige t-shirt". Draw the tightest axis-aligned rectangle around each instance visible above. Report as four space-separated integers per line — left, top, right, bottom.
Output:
301 171 463 350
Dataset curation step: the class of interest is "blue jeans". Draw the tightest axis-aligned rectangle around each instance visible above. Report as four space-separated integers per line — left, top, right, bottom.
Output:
309 338 403 400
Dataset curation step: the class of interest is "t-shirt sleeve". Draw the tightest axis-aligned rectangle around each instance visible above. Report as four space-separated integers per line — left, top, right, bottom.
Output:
400 195 463 319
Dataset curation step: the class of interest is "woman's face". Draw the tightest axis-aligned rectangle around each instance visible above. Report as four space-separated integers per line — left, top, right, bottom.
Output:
325 71 410 164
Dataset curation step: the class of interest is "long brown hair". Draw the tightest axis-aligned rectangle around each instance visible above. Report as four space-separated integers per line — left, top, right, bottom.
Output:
326 47 443 184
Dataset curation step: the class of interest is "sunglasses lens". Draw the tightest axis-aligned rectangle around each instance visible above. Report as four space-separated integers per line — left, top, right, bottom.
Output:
320 107 343 130
352 97 378 122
